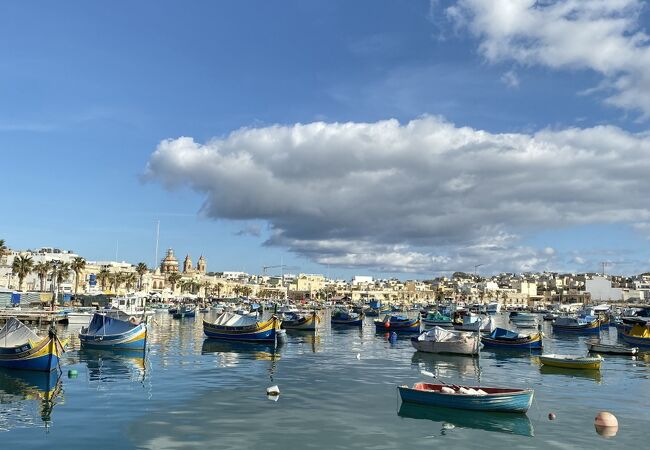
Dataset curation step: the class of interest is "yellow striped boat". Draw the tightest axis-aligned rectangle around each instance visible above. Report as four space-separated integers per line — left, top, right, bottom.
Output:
0 318 66 372
539 354 602 370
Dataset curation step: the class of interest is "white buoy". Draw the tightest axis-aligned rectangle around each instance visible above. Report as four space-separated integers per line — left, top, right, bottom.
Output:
595 411 618 438
356 353 361 360
266 385 280 396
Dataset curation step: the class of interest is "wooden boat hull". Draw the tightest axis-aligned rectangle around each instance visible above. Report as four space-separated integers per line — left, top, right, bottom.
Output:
410 336 480 355
481 333 543 349
375 319 421 333
282 313 319 331
588 343 638 355
552 321 600 333
539 355 601 370
331 318 363 326
0 335 64 372
79 323 147 350
422 319 453 328
203 317 283 342
620 333 650 347
398 383 534 413
173 311 196 319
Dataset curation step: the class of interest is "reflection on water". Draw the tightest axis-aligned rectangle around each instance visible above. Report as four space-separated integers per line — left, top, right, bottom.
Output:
539 365 603 383
201 339 282 361
0 369 63 431
77 349 147 383
398 402 534 437
411 351 481 379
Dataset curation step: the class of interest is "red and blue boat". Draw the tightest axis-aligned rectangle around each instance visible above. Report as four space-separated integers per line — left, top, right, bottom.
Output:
398 382 534 413
481 327 543 350
375 315 420 333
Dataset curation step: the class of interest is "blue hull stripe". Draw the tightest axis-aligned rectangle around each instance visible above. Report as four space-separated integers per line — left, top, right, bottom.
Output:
0 354 59 372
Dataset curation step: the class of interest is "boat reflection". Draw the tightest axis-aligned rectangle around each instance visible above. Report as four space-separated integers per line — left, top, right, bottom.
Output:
539 365 602 383
411 351 480 379
0 368 63 430
78 348 147 382
284 330 322 353
398 402 534 437
201 339 282 361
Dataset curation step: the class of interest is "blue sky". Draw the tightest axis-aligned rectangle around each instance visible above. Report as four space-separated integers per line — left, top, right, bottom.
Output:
2 1 650 278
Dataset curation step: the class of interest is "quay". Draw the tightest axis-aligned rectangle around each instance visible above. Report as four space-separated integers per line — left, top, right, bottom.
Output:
0 309 62 325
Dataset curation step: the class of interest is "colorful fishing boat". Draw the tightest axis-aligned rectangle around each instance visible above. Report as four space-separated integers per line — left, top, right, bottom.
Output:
0 318 66 372
281 311 320 331
481 327 543 350
331 309 364 326
411 327 480 355
375 315 420 333
552 316 600 333
79 313 147 350
539 354 602 370
203 312 285 342
398 382 534 413
621 324 650 347
510 313 538 328
421 311 453 328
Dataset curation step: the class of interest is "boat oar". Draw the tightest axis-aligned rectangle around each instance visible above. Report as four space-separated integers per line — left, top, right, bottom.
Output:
420 370 458 389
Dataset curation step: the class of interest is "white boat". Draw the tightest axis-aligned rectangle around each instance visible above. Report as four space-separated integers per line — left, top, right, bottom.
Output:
510 313 538 328
587 342 638 355
66 307 95 326
111 295 155 317
454 314 494 333
411 327 480 355
486 303 501 314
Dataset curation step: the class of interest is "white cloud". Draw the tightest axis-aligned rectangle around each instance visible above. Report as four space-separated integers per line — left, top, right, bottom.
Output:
445 0 650 118
500 69 519 88
145 116 650 273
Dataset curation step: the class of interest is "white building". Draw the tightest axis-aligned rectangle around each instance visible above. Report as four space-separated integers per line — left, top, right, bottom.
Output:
585 277 623 302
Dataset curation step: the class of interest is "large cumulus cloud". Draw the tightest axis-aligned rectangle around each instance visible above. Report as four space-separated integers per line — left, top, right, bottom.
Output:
145 116 650 273
444 0 650 118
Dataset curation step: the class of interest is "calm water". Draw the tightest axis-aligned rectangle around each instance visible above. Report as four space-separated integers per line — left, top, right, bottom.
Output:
1 312 648 449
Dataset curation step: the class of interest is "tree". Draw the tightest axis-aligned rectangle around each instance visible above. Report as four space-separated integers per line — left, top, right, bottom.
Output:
34 261 52 291
136 263 148 291
215 282 224 298
109 272 124 292
12 255 33 291
50 262 71 295
97 267 110 291
124 272 137 291
167 272 182 292
240 286 252 297
201 281 211 298
70 256 87 296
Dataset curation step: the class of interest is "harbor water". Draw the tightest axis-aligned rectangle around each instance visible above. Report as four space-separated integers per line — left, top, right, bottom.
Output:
1 311 648 449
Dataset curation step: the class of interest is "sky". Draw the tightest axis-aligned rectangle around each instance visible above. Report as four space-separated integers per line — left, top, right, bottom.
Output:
2 0 650 278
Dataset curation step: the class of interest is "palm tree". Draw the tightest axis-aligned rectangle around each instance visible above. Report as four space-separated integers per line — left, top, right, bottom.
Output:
201 281 211 298
215 282 224 299
135 263 148 291
232 285 242 297
180 280 192 294
97 267 110 291
109 272 123 292
50 262 71 296
34 261 52 291
167 272 182 292
124 272 137 291
70 256 86 296
0 239 7 263
12 255 33 291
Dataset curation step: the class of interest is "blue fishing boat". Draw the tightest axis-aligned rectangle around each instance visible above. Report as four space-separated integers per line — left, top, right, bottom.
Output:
173 305 196 319
621 324 650 347
203 312 285 342
552 316 600 333
398 382 534 413
0 318 66 372
79 313 147 350
481 327 543 350
331 309 364 326
375 315 420 333
421 311 454 328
